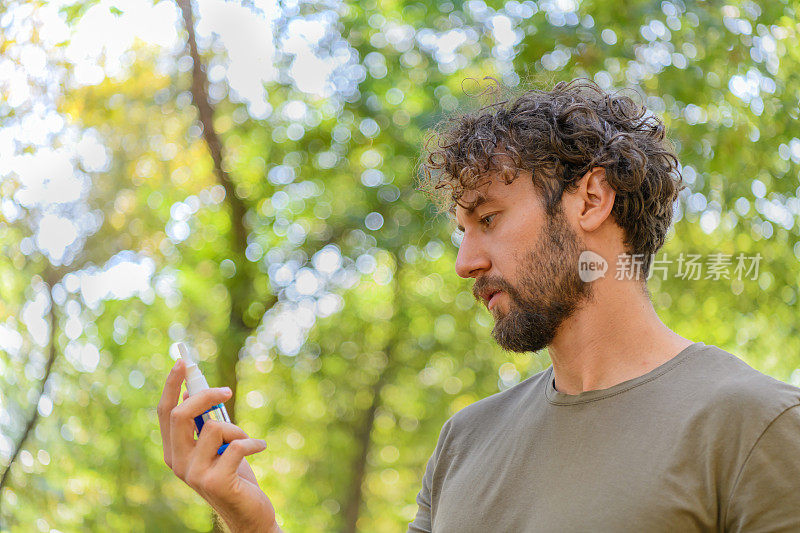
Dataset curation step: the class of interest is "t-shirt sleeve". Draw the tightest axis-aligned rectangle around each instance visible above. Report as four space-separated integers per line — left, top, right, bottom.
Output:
408 419 453 533
724 403 800 532
407 453 435 533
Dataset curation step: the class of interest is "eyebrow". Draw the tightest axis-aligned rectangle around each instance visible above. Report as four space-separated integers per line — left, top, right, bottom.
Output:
455 194 490 232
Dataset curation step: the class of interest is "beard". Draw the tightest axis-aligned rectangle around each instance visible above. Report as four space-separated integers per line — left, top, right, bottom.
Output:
472 207 593 353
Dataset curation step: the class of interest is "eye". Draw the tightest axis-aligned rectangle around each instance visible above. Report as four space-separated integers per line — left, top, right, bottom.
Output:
479 213 496 228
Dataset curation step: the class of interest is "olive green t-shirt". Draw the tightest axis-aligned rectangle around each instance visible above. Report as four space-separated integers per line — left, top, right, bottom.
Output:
409 342 800 532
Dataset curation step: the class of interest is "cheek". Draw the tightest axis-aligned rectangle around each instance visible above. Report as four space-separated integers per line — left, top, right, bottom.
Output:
502 222 538 259
493 243 527 284
506 207 540 239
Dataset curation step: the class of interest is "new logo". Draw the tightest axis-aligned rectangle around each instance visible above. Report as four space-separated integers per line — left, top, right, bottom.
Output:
578 251 608 282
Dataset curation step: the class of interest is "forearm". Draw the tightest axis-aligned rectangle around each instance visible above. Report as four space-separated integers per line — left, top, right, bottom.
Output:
215 509 283 533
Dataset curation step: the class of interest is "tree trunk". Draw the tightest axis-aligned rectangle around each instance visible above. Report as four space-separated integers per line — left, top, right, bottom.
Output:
175 2 260 531
341 373 386 533
341 273 404 533
176 0 255 423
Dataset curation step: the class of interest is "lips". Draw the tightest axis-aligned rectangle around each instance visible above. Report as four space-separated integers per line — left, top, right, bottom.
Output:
474 281 508 309
484 290 502 309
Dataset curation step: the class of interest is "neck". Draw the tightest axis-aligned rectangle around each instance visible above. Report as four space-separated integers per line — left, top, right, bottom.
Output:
548 278 693 395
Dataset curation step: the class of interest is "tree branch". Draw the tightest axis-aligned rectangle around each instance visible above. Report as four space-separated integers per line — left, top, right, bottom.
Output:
0 275 59 512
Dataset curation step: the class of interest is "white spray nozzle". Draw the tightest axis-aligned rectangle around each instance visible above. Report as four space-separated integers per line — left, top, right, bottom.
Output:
178 342 209 396
177 342 194 365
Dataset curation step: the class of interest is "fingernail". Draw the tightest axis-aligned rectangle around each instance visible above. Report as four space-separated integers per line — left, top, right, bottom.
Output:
258 439 267 448
222 387 232 394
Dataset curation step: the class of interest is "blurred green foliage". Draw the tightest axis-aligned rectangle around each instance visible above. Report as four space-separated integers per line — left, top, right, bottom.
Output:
1 0 799 531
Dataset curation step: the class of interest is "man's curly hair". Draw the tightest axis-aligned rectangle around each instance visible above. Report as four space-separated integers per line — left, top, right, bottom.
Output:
419 78 685 275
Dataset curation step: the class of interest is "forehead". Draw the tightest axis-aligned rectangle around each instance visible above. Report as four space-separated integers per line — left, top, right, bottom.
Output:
454 173 527 217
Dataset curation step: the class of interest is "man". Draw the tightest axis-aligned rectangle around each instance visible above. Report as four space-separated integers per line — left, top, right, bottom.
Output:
158 79 800 532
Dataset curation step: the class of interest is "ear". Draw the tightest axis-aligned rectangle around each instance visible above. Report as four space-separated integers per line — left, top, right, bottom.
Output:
574 167 615 233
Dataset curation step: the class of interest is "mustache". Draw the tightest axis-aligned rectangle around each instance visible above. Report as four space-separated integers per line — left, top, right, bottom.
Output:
472 276 518 302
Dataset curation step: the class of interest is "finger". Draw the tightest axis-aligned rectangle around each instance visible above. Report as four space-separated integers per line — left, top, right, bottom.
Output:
236 457 259 485
216 437 268 473
170 387 232 472
175 387 233 421
183 390 189 401
191 420 249 472
157 359 186 467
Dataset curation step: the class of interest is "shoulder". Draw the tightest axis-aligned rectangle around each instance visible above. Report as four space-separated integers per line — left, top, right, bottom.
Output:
723 404 800 529
443 368 550 438
684 343 800 417
681 345 800 434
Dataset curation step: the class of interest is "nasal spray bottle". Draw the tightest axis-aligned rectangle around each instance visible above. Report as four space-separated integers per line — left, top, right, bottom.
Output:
178 342 231 455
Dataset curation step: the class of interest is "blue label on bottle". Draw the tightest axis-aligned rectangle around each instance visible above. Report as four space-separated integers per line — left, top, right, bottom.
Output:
193 405 229 455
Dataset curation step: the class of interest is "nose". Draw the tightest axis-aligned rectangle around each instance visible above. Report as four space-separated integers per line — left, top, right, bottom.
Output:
454 232 491 279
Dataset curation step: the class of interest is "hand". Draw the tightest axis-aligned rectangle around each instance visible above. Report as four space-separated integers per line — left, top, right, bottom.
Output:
158 359 281 533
